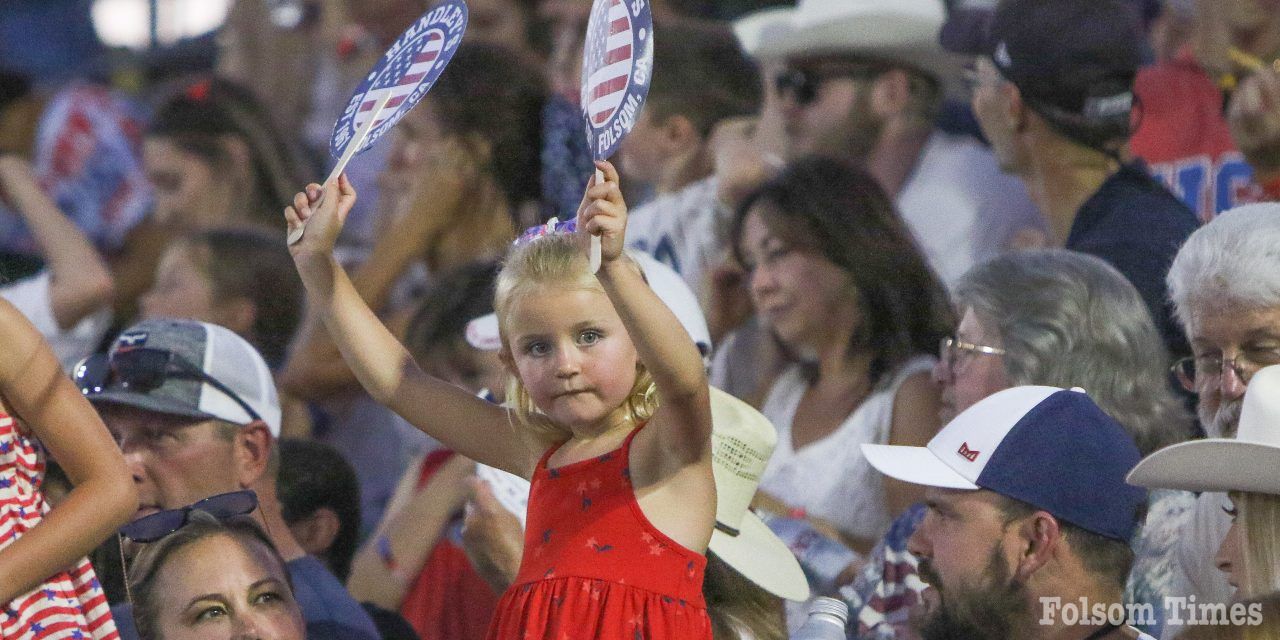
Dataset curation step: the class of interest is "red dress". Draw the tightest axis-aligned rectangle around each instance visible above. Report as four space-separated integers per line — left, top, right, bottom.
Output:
399 450 499 640
485 424 712 640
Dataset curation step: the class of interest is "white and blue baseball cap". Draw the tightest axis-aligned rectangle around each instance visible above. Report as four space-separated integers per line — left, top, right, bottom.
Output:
863 386 1146 541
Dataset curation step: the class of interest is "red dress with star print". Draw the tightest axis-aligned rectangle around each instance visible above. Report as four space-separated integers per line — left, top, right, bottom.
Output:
484 424 711 640
0 413 118 639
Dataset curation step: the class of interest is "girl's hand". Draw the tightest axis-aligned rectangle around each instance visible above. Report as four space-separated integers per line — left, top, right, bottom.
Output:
576 160 627 264
284 173 357 258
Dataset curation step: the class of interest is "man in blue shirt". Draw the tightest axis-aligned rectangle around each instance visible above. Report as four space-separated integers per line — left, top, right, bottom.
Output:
81 319 380 640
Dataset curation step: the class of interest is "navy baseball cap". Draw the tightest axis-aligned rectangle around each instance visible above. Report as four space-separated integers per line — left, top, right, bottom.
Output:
863 386 1146 542
941 0 1143 147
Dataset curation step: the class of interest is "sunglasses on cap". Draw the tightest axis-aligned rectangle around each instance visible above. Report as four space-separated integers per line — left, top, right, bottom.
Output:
774 64 888 106
119 489 259 543
74 347 263 424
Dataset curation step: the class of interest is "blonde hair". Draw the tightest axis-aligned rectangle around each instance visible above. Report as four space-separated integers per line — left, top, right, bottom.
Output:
494 233 658 440
1234 491 1280 598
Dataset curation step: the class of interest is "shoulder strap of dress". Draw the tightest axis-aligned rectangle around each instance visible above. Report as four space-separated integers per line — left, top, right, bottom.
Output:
620 420 648 455
535 438 569 472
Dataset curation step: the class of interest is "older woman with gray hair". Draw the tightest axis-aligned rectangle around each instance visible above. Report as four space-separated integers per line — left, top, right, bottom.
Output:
841 249 1195 639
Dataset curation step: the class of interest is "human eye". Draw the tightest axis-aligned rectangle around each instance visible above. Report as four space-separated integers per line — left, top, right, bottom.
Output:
194 604 228 622
578 329 603 346
1244 341 1280 365
524 341 550 357
1222 502 1238 519
252 590 284 605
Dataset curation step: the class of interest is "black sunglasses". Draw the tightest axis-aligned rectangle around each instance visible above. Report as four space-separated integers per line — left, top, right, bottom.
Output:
75 348 262 423
119 490 259 543
774 65 888 106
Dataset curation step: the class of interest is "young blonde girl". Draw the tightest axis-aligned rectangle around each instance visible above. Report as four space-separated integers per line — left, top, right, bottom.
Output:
0 298 136 636
285 161 716 638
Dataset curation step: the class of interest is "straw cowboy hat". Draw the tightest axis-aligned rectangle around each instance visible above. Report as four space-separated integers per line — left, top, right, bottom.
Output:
1128 364 1280 495
707 387 810 601
751 0 964 90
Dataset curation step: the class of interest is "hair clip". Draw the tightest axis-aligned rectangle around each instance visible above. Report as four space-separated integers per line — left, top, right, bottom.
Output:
185 79 212 102
514 217 577 246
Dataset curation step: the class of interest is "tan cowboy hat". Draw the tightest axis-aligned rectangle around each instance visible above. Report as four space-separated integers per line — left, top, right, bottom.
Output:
751 0 964 93
1128 365 1280 495
708 387 811 602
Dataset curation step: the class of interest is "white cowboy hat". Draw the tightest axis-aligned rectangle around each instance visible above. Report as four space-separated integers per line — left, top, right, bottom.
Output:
732 6 794 59
1127 364 1280 495
751 0 964 91
707 387 810 602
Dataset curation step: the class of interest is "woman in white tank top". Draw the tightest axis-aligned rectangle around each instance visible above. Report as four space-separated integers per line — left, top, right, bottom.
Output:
728 157 954 556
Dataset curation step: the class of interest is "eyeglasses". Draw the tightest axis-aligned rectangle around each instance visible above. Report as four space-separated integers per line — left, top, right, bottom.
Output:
774 65 887 106
939 336 1006 373
75 348 262 423
119 490 259 543
1170 347 1280 392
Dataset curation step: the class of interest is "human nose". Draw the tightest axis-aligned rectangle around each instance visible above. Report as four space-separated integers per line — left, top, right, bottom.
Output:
231 616 262 640
1215 521 1240 585
1219 359 1249 401
906 517 933 560
932 357 952 385
748 264 775 303
124 449 147 486
553 344 582 378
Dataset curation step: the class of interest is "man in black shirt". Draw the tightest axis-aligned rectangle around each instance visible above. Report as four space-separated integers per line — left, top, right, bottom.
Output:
942 0 1198 359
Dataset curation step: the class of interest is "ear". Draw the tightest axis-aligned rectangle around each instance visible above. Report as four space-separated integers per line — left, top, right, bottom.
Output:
1007 86 1030 133
1012 511 1062 581
234 422 273 487
659 114 701 151
869 68 914 118
289 507 342 557
212 296 258 337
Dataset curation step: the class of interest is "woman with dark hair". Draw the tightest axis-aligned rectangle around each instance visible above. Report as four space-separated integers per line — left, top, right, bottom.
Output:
730 156 951 623
114 77 312 323
128 512 306 640
144 77 309 233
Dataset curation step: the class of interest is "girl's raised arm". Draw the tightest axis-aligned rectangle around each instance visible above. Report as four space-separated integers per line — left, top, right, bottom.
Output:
0 299 137 604
578 161 712 465
285 177 536 477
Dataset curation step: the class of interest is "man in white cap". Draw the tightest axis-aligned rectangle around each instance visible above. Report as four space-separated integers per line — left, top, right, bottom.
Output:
728 0 1041 288
78 319 380 640
862 386 1153 639
1156 202 1280 636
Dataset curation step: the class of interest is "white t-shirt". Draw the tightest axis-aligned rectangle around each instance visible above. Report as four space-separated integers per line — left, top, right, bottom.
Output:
624 176 727 311
896 130 1044 289
1 271 111 370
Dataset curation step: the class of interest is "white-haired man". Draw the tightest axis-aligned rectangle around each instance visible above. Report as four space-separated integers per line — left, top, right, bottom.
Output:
1161 202 1280 637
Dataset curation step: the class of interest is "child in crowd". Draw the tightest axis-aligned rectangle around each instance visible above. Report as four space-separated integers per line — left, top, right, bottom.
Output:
285 161 716 638
0 298 136 636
